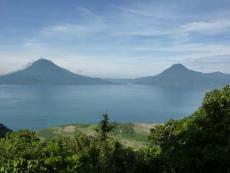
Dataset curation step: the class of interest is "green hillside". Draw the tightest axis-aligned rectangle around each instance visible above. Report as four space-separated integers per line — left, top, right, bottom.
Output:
38 123 155 148
1 86 230 172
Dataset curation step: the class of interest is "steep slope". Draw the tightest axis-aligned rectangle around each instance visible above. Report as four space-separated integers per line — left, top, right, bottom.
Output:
0 59 110 85
134 64 230 88
0 123 11 137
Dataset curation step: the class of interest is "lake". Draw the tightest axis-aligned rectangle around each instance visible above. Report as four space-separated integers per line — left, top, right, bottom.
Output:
0 84 207 130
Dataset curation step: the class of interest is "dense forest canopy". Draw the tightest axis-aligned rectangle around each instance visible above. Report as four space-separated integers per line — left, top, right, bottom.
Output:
0 86 230 173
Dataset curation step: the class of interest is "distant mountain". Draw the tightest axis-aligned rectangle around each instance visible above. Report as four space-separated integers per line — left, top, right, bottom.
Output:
0 123 11 138
0 59 111 85
134 64 230 88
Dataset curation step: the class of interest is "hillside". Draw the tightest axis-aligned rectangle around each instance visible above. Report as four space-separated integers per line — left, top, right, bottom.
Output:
134 64 230 88
0 59 110 85
0 123 11 137
0 86 229 172
38 123 155 148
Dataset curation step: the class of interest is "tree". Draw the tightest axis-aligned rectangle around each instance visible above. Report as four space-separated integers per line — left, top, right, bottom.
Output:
95 113 114 141
1 86 230 172
148 85 230 173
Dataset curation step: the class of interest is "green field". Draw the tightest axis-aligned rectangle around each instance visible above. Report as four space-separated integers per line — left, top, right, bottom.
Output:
38 123 156 148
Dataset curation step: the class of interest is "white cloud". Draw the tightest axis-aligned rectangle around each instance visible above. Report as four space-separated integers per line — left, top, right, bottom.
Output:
41 7 105 37
183 55 230 74
41 23 102 36
75 6 102 20
110 1 180 20
132 43 230 55
23 41 46 48
180 19 230 34
1 2 230 78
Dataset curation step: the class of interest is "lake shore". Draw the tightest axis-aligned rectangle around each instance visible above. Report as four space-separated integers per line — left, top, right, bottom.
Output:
38 122 158 148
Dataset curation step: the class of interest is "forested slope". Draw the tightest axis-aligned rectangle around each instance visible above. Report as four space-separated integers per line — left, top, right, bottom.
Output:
0 85 229 173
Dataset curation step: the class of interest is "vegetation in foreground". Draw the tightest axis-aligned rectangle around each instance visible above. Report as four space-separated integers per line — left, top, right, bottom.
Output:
38 122 153 148
0 85 230 173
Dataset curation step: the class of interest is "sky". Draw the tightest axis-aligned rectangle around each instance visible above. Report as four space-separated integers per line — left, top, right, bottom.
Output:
0 0 230 78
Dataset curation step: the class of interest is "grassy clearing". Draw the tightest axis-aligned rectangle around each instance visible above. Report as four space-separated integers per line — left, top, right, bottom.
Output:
38 123 155 148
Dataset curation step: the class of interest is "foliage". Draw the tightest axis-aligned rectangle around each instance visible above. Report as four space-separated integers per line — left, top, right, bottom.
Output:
38 122 150 148
149 85 230 172
0 86 230 172
95 113 115 141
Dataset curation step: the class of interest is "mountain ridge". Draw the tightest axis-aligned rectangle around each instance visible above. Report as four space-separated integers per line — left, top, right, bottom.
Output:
134 63 230 88
0 59 111 85
1 60 230 88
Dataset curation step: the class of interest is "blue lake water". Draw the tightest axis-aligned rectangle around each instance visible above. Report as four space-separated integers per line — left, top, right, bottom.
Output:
0 84 207 130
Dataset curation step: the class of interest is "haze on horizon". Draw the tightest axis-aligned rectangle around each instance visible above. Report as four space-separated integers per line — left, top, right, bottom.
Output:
0 0 230 78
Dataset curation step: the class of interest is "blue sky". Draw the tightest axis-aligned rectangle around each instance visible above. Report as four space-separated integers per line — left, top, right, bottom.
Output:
0 0 230 78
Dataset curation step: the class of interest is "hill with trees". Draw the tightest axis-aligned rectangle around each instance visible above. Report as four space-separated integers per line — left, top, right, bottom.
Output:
0 85 230 172
38 122 153 148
